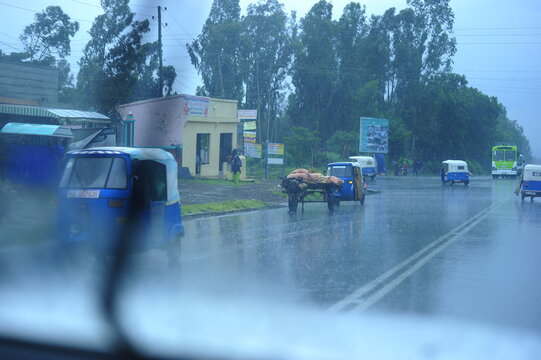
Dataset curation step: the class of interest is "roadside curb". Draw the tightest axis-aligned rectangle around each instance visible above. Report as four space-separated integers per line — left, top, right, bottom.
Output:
183 203 286 220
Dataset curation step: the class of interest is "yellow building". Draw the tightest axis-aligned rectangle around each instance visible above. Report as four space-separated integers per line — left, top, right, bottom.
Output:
117 94 240 178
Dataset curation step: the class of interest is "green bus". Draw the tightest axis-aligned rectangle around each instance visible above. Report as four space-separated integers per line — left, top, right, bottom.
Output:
492 145 518 179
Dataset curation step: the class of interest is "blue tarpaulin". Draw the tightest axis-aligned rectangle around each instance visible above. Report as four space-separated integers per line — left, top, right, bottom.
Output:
375 153 386 174
5 144 65 187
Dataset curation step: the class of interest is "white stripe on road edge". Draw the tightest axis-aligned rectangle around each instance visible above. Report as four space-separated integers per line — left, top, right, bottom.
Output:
328 199 506 313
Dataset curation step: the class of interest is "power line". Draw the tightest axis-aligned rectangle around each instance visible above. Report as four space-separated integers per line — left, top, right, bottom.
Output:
0 1 93 22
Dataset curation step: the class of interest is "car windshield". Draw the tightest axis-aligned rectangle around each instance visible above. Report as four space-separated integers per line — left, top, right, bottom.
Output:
1 0 541 359
60 157 127 189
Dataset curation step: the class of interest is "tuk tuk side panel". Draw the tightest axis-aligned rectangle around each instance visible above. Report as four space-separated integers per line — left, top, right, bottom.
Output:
446 172 469 182
523 180 541 192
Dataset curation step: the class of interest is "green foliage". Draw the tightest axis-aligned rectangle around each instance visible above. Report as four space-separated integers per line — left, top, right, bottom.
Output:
187 0 244 102
20 6 79 61
76 0 173 114
284 126 319 166
326 130 358 159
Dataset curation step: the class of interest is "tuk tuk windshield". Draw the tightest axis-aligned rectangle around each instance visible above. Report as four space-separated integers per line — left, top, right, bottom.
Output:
327 165 352 178
60 157 128 189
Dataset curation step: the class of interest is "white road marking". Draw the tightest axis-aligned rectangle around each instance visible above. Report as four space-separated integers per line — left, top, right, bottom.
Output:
329 199 506 313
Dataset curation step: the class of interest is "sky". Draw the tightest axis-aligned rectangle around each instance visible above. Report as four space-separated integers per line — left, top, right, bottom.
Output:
0 0 539 157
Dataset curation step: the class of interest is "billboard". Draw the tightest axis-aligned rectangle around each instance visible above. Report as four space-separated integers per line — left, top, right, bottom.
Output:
360 117 389 153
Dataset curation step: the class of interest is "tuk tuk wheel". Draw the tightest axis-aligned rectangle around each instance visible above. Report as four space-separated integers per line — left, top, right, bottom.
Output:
464 181 469 186
167 234 182 262
288 195 299 213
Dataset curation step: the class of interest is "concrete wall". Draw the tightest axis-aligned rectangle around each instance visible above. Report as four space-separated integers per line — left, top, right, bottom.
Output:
117 96 185 148
0 62 58 106
182 98 238 177
117 95 238 178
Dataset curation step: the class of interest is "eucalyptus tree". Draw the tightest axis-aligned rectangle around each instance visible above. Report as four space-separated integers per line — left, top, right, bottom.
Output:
187 0 244 102
240 0 293 142
287 0 337 140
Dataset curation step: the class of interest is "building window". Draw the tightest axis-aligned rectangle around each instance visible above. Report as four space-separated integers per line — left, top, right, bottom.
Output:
196 133 210 168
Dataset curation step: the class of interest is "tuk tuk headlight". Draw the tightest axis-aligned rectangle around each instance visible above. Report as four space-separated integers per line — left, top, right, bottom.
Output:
70 224 82 234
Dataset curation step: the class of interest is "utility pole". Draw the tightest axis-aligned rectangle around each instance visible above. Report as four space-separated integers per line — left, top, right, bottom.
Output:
157 6 163 97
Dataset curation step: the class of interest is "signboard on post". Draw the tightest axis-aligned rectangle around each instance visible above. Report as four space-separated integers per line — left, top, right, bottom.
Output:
360 117 389 153
244 142 262 158
243 121 257 131
238 109 257 120
267 143 284 156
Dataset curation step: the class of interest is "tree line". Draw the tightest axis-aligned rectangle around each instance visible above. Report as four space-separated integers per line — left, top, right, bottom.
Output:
0 0 532 172
188 0 532 172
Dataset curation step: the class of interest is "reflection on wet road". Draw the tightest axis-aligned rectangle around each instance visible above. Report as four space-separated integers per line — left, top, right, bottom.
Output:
151 176 541 333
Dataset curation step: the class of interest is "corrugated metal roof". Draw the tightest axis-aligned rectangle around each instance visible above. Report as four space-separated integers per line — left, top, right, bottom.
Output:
0 104 109 122
0 122 74 138
47 108 109 120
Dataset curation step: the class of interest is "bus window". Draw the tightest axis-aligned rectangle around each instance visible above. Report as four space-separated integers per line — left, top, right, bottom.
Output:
505 150 516 162
493 150 504 162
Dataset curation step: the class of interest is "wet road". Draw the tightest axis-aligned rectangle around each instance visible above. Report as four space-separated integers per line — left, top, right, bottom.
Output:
151 175 541 333
2 174 541 353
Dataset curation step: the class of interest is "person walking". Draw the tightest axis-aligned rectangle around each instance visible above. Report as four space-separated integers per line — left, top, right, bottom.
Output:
230 149 242 188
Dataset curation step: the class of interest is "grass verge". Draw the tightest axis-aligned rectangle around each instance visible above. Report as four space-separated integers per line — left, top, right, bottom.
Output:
182 199 266 216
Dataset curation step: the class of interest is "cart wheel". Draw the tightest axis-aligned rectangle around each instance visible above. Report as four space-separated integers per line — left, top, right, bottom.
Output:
531 196 534 203
288 195 298 213
360 193 365 206
167 233 182 262
334 197 340 211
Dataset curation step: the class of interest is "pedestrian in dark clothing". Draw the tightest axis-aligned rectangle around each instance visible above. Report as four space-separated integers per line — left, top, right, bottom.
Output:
230 149 242 188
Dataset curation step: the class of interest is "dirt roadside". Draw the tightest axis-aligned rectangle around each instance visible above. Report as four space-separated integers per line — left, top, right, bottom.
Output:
178 179 286 206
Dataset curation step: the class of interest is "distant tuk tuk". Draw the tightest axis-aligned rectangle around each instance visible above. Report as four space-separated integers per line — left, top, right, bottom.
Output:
441 160 470 186
326 162 366 205
517 164 541 202
57 147 184 261
349 156 376 180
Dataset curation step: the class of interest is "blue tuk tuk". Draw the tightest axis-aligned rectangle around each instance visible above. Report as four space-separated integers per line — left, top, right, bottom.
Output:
326 162 366 205
518 164 541 202
349 156 376 180
441 160 470 186
57 147 184 260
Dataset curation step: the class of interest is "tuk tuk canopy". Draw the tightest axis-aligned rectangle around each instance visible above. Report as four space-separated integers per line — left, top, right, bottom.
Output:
442 160 468 173
349 156 375 167
69 147 180 204
523 164 541 180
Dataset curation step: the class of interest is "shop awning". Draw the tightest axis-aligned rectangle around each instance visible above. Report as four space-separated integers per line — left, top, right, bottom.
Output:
1 123 74 138
0 104 110 123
